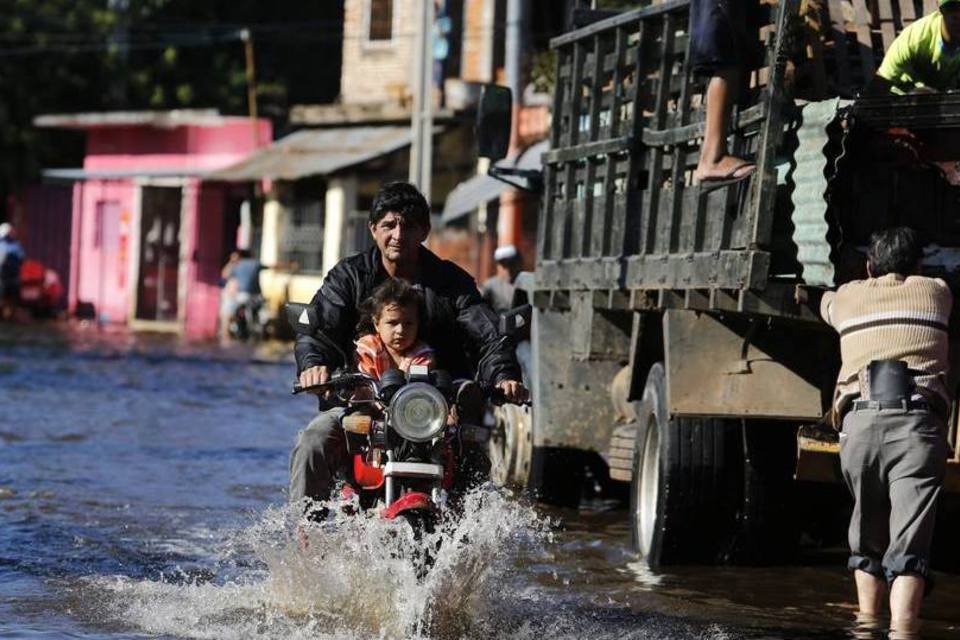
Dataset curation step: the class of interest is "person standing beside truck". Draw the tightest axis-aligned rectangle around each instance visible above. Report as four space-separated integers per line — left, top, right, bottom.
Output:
690 0 762 184
872 0 960 95
820 227 952 635
481 244 522 314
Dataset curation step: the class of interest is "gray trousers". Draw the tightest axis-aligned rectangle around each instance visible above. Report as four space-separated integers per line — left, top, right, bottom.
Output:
840 406 948 582
289 408 349 505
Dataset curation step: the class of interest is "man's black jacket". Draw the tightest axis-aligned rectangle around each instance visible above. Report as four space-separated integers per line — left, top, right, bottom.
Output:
294 246 521 386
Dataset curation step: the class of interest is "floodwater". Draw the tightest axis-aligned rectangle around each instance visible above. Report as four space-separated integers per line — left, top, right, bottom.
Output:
1 325 959 640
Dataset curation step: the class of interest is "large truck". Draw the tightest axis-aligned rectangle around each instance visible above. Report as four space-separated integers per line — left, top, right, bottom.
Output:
479 0 960 565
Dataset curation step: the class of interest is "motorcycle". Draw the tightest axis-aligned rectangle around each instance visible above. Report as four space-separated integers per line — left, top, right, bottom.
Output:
286 303 511 537
228 293 267 341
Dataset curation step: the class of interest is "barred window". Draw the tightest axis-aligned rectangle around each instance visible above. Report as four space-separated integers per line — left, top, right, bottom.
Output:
368 0 393 41
278 200 324 273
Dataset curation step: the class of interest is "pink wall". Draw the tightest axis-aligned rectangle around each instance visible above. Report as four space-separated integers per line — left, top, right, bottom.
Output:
71 180 137 323
64 116 271 337
83 120 272 174
182 180 227 339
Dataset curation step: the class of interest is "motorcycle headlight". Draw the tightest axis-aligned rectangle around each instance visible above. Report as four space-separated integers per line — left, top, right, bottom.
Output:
389 382 448 442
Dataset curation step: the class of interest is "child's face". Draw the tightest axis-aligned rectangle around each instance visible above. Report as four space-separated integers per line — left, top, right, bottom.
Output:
374 302 419 354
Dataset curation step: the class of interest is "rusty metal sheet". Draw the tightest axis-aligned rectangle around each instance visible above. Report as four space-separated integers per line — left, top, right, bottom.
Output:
209 126 416 181
531 306 625 452
663 309 826 420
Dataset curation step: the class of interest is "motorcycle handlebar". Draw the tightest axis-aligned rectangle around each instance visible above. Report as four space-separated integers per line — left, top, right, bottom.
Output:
292 375 531 407
482 386 532 407
291 372 378 396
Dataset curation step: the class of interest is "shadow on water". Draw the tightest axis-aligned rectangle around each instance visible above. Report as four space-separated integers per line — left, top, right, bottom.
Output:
0 325 959 639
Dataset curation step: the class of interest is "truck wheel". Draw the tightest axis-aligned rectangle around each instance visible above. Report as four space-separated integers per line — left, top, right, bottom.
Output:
488 403 532 488
630 363 740 565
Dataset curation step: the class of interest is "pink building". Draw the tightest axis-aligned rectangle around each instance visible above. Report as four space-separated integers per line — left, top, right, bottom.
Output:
34 111 271 339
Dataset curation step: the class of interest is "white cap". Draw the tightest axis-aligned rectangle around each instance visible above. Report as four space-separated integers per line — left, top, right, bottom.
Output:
493 244 518 262
0 223 12 239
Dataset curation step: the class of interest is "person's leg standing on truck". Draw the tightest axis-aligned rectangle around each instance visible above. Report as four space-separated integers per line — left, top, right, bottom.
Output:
690 0 761 184
820 227 952 635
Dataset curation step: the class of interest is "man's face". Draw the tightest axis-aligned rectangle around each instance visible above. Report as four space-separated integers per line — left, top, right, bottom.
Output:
943 4 960 41
369 212 429 265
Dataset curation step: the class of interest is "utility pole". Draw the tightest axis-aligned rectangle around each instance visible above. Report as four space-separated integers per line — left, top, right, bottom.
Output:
498 0 527 249
409 0 435 203
240 28 261 147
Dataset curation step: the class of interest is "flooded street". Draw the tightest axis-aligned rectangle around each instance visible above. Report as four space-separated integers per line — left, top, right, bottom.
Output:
2 326 959 639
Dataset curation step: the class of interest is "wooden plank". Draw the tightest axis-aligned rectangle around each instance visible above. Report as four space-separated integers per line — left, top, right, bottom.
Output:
544 135 633 164
922 0 937 15
566 41 586 148
549 0 688 48
827 0 854 90
539 166 555 260
851 0 877 81
592 159 612 257
898 0 916 24
669 18 694 253
748 0 795 252
550 45 567 150
588 35 606 143
610 27 627 138
876 0 897 52
642 14 676 254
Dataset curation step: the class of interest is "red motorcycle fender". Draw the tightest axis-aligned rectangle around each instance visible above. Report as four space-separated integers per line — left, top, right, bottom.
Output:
353 454 384 489
381 492 432 520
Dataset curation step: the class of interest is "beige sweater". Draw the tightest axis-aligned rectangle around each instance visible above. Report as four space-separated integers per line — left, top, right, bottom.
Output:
821 274 953 414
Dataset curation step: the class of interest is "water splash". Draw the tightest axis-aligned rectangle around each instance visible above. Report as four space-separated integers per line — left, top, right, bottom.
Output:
81 485 549 639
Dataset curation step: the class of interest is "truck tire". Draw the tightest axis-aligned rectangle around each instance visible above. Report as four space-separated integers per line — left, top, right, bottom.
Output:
630 363 740 565
488 403 533 488
727 421 800 563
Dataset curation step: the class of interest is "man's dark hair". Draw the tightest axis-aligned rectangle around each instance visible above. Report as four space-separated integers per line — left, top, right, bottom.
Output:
369 182 431 228
356 278 424 336
867 227 923 277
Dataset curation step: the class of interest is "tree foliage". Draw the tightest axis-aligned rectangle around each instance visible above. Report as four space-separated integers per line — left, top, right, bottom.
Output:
0 0 343 211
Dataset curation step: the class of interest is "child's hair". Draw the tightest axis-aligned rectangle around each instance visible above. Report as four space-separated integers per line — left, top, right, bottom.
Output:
356 278 424 336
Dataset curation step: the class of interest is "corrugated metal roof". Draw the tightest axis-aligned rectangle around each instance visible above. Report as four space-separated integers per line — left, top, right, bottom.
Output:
42 168 199 181
788 98 851 287
208 126 413 181
441 139 548 224
34 110 231 129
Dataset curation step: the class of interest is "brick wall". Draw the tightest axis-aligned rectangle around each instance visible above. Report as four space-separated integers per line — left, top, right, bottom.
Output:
461 0 494 82
341 0 416 105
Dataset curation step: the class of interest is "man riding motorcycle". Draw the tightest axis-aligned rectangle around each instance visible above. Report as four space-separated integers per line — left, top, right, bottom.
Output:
290 181 527 513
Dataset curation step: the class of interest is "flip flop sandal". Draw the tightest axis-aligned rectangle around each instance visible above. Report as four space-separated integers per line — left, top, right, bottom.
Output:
696 162 757 191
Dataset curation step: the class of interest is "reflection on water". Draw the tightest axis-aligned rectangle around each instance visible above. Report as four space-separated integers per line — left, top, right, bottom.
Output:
1 325 959 639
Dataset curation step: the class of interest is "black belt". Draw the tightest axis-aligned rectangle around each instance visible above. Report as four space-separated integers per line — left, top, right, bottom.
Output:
851 398 932 413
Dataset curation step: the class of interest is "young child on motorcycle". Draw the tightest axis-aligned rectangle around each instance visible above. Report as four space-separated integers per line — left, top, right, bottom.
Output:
354 278 435 377
354 278 481 429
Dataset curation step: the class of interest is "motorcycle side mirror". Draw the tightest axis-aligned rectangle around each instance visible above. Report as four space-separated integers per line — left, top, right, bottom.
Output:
285 303 320 335
476 84 512 161
499 304 532 337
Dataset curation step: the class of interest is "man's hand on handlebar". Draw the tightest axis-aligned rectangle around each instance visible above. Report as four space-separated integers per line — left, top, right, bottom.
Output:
496 379 528 404
299 365 330 396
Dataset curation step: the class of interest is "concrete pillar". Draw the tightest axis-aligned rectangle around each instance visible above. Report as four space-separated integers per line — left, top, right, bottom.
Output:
323 176 357 276
259 196 280 266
